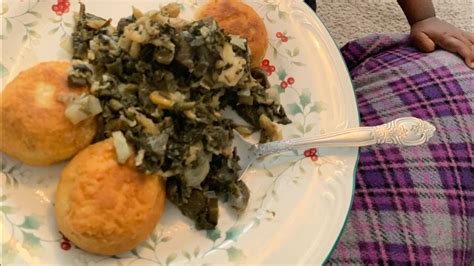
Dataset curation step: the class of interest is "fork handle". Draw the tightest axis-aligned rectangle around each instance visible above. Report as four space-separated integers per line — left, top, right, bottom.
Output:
254 117 436 157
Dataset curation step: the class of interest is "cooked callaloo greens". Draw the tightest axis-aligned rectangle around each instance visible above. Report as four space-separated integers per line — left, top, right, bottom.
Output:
67 3 290 229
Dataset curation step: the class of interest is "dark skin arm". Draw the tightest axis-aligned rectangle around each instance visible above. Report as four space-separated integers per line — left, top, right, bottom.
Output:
398 0 474 68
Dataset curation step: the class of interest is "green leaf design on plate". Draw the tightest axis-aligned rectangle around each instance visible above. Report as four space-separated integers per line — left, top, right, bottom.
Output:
272 46 278 58
150 231 158 244
165 253 177 265
182 251 191 260
141 241 154 251
0 64 7 77
131 248 139 257
294 122 304 134
267 4 277 11
266 209 276 217
4 173 19 188
0 194 7 201
225 225 244 241
310 101 326 113
293 47 300 57
193 246 200 257
299 88 311 108
253 217 261 226
263 167 274 178
0 205 14 214
271 189 279 201
161 236 171 242
278 11 289 20
305 123 317 133
20 214 42 229
29 30 41 39
49 18 61 23
265 13 275 23
22 231 41 255
286 103 302 116
6 19 12 33
206 229 221 242
2 239 19 265
25 21 38 27
226 247 246 263
48 27 59 35
28 11 42 18
277 69 287 81
293 61 306 66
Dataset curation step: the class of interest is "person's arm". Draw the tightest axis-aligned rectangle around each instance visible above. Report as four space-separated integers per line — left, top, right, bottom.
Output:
397 0 435 25
397 0 474 68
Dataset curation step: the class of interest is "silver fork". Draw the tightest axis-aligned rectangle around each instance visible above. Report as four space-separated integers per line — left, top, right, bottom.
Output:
234 117 436 178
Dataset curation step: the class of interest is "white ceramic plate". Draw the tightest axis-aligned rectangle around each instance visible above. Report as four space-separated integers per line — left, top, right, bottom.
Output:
0 0 359 264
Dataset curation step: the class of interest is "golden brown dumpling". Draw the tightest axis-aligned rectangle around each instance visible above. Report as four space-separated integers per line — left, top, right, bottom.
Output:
0 61 97 165
55 139 166 256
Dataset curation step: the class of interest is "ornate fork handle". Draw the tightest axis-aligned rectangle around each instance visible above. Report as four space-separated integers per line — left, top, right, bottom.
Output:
254 117 436 157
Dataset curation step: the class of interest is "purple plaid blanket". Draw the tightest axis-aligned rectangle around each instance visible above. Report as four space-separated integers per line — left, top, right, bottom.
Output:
328 34 474 265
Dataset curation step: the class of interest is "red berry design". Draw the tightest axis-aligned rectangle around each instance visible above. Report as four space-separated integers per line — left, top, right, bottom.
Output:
287 77 295 85
280 81 288 89
61 241 71 251
52 0 70 16
304 148 316 157
304 148 318 158
261 63 276 76
281 36 289 42
311 155 318 161
276 32 283 38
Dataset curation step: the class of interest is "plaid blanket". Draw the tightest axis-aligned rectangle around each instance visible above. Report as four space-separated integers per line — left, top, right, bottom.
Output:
328 34 474 265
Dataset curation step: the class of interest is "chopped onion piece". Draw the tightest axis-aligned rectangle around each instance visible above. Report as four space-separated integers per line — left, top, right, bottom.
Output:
183 154 210 188
132 6 144 18
112 131 131 164
64 95 102 124
230 35 247 50
135 149 145 166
